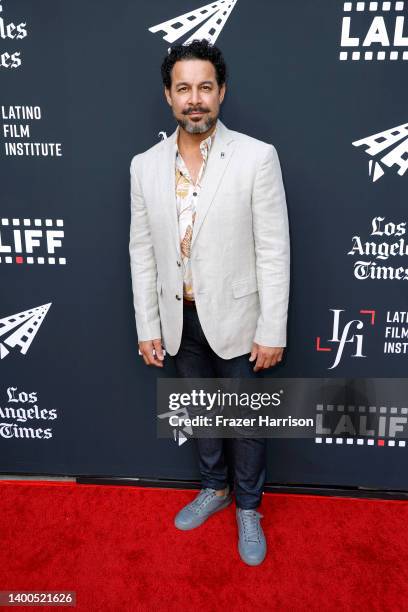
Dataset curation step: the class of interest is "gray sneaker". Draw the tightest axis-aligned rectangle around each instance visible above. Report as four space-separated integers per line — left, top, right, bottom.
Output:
174 486 232 530
236 508 267 566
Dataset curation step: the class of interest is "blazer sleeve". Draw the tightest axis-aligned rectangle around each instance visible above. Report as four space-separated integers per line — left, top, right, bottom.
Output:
129 154 161 341
251 144 290 348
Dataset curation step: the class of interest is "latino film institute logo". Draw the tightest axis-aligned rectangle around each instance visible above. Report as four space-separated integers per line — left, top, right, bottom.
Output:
352 122 408 181
316 308 376 369
148 0 238 46
0 303 51 360
339 1 408 61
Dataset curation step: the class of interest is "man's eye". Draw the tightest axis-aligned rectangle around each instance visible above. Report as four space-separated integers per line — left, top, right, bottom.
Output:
179 87 187 92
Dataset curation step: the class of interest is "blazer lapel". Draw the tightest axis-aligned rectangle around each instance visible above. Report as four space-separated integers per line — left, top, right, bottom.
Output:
191 119 235 248
159 124 181 257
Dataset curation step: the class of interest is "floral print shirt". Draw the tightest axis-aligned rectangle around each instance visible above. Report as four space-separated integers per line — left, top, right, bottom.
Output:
174 124 217 301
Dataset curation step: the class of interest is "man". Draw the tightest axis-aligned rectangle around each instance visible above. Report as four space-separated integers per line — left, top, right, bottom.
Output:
129 39 290 566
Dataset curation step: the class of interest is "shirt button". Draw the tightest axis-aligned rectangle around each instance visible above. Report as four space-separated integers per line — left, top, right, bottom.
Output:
176 260 181 267
193 192 197 196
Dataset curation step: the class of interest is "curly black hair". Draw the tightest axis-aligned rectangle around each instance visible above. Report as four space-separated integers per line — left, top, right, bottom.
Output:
161 39 227 90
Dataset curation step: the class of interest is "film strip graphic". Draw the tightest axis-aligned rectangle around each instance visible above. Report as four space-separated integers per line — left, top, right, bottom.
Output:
315 403 408 447
340 1 408 60
148 0 238 45
0 218 66 265
0 304 51 359
352 121 408 181
344 1 405 10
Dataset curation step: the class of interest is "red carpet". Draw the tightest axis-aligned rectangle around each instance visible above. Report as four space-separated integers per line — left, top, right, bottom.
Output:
0 481 407 611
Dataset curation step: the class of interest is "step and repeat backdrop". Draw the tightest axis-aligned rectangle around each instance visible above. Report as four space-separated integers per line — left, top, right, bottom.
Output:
1 0 407 490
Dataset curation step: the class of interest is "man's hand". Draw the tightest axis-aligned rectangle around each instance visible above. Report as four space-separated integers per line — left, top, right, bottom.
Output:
249 342 284 372
139 338 165 368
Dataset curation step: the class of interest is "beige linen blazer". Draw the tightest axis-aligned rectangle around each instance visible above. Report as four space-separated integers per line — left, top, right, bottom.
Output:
129 118 290 359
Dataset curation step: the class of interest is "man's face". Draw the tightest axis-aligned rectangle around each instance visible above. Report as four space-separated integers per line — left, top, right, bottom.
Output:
164 58 225 134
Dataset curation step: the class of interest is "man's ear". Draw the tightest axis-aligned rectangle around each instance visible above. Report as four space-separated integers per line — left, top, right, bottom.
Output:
219 82 226 104
164 86 172 106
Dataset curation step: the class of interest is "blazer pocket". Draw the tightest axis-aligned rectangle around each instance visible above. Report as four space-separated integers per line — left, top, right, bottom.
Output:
232 276 258 298
156 277 163 297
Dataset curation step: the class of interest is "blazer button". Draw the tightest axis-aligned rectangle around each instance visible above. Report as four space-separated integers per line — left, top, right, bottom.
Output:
175 294 181 300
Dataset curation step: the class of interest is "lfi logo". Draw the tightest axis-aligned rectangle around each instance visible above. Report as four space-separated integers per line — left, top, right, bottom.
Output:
316 308 376 369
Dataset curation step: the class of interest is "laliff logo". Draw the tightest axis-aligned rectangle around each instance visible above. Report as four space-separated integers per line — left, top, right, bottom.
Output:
352 122 408 181
0 218 66 265
339 1 408 61
0 303 51 360
148 0 238 46
315 402 408 448
316 308 376 369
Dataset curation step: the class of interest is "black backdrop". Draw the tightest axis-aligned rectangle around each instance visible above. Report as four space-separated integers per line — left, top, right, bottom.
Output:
1 0 407 490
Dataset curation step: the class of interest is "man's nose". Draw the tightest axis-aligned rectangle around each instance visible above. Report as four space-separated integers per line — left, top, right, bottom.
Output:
189 88 202 106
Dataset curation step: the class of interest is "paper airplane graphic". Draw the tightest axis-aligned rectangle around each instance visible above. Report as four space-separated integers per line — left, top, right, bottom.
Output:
352 122 408 182
149 0 238 45
157 406 193 447
0 303 51 359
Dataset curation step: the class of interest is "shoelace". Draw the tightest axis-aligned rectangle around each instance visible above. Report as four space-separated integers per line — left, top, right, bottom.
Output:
239 510 263 543
190 488 217 514
190 488 227 514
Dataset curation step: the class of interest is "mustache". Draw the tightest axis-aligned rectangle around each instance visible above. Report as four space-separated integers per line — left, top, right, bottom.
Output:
183 108 209 115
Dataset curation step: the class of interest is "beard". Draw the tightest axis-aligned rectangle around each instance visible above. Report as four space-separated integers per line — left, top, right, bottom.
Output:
176 110 218 134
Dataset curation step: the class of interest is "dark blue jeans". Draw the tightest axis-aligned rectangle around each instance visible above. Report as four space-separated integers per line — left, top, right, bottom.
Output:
170 303 267 510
